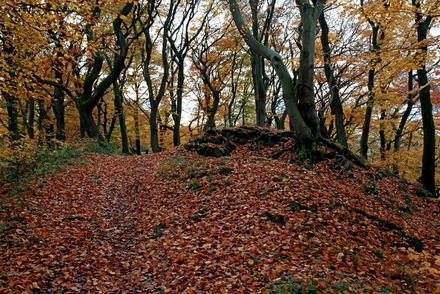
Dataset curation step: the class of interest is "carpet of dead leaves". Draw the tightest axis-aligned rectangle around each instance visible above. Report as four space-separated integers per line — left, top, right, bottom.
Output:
1 137 440 293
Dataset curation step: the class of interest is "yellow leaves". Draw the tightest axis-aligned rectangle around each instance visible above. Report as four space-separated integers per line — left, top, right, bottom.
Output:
435 256 440 267
408 248 422 260
407 249 440 277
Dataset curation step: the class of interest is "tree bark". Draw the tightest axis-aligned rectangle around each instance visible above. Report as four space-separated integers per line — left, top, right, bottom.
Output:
249 0 266 126
2 38 20 141
296 0 323 136
53 70 66 141
173 60 184 146
76 2 133 142
5 93 20 141
359 68 375 159
414 12 435 195
394 71 415 152
113 80 129 154
26 98 35 140
318 10 347 146
143 0 172 152
359 20 381 159
77 103 104 142
228 0 315 147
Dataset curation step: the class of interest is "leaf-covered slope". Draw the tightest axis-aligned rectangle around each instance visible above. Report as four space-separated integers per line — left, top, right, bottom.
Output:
1 137 439 293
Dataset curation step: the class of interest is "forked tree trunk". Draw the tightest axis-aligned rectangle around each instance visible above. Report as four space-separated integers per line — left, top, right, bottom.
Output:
318 10 347 147
77 103 104 142
228 0 322 152
296 0 322 136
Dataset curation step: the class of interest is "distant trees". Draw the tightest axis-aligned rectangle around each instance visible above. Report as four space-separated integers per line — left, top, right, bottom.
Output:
0 0 439 193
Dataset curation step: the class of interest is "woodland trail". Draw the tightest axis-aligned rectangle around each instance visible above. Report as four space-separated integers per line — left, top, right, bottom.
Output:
1 146 440 293
1 154 171 292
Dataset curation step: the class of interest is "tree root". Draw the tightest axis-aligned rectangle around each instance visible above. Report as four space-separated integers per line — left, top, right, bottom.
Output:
351 208 423 252
184 126 367 170
318 137 367 168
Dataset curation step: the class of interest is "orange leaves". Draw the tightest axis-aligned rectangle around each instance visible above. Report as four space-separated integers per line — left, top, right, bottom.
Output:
1 143 440 292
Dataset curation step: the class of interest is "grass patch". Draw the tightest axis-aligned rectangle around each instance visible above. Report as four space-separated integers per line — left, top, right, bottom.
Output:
397 196 419 216
0 272 6 287
268 275 317 294
327 199 340 211
157 155 194 178
219 166 233 175
373 250 385 259
189 208 209 221
415 187 433 198
364 184 378 195
187 179 201 190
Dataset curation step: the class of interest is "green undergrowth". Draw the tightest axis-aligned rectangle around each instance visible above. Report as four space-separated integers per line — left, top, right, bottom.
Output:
1 138 119 185
158 155 233 181
157 155 234 193
267 273 394 294
0 138 120 220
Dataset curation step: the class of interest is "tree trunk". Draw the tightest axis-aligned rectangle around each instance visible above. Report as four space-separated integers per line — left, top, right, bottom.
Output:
228 0 315 148
318 10 347 146
359 0 385 160
203 93 221 132
296 0 322 136
143 0 172 153
412 1 435 195
359 68 375 159
275 109 287 130
5 93 20 141
379 109 386 160
113 80 129 154
134 109 141 155
77 103 104 142
149 105 160 152
418 63 436 195
249 0 265 126
27 98 35 139
394 71 414 151
52 2 134 143
53 70 65 141
251 51 267 126
172 56 184 146
249 0 276 127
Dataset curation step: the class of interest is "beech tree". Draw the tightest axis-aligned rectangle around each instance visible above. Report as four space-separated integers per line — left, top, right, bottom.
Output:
190 23 229 132
357 0 388 159
0 2 45 141
318 6 348 147
75 2 135 142
140 0 173 153
411 0 437 195
166 0 211 146
228 0 326 158
30 1 138 142
248 0 277 126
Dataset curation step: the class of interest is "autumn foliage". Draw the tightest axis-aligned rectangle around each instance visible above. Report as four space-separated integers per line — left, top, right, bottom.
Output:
1 128 439 293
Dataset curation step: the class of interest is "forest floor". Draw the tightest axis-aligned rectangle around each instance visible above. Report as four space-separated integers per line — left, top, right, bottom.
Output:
1 129 440 293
